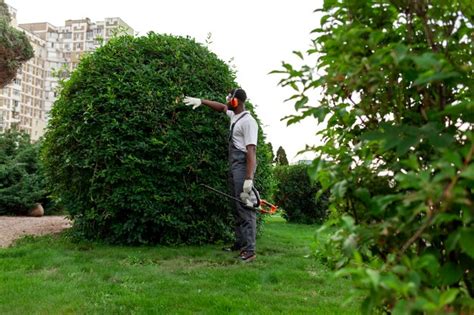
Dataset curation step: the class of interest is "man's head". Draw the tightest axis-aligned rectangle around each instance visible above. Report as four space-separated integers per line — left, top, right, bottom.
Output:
226 88 247 110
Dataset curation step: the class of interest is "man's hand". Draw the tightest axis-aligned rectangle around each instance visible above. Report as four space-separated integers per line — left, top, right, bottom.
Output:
240 192 254 208
243 179 253 194
240 179 254 207
183 96 202 109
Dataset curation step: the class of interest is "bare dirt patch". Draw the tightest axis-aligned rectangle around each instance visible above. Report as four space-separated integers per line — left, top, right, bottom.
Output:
0 216 72 248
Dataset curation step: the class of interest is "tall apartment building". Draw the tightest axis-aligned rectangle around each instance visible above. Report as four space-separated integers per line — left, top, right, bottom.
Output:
0 4 134 140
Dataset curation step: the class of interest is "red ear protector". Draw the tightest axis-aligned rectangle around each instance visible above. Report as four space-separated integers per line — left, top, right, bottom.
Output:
227 88 240 109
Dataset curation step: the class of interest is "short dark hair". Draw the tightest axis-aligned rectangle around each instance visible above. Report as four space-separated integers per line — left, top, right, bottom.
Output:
231 88 247 103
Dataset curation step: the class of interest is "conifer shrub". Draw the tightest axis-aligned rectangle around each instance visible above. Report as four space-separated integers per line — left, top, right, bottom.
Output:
274 164 328 224
0 131 52 215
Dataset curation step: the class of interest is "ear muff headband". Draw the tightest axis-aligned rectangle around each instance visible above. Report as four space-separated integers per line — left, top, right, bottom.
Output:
230 88 240 108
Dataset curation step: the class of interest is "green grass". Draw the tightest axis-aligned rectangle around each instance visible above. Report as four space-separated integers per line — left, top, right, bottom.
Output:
0 216 361 314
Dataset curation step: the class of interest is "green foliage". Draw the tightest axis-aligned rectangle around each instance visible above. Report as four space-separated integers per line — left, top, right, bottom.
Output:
0 131 47 214
274 0 474 313
275 145 289 166
273 164 328 224
0 1 34 88
41 33 273 245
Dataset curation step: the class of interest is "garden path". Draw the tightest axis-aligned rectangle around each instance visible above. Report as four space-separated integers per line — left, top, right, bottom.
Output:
0 216 71 248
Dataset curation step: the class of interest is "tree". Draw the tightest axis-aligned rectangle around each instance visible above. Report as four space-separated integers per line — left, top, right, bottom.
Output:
273 164 328 224
0 0 33 88
275 146 289 165
42 33 274 245
274 0 473 313
267 142 275 163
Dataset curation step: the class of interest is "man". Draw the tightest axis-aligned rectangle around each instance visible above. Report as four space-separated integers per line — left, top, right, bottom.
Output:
183 88 258 262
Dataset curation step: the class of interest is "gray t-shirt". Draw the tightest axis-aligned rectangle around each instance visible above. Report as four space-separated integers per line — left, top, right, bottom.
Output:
226 110 258 153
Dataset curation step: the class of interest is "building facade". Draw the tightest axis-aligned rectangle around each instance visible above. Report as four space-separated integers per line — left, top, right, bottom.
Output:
0 4 134 140
0 5 47 139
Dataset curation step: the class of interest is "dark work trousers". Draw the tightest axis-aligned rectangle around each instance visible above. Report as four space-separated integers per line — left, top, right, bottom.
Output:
228 113 256 253
228 144 256 253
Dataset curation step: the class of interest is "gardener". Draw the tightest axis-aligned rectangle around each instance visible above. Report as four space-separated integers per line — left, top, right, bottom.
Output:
183 88 258 263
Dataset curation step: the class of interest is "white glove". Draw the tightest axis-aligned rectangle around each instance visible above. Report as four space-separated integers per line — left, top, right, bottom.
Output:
240 192 254 208
243 179 253 194
240 179 254 207
183 96 202 109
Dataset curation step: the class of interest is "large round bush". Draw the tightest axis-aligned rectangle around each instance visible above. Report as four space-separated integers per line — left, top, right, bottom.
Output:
42 33 273 244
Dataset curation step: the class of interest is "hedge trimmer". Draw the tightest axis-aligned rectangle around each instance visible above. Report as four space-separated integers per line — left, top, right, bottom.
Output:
201 184 278 215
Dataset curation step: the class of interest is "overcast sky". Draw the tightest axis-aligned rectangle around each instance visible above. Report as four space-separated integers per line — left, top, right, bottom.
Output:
8 0 324 163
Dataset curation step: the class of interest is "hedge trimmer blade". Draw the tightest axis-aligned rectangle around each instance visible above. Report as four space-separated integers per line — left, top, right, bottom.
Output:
200 184 278 215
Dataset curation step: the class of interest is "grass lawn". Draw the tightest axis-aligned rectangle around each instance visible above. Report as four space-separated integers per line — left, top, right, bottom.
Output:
0 216 361 314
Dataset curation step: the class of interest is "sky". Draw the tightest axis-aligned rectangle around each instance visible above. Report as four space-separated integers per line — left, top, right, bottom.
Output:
8 0 324 163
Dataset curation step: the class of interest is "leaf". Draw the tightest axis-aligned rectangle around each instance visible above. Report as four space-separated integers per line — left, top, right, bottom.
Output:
341 215 355 229
392 300 410 315
295 96 309 110
416 254 439 276
443 150 463 169
443 101 474 123
438 263 463 286
361 296 375 315
396 135 420 155
460 164 474 180
366 269 380 288
439 289 459 306
332 180 347 199
310 107 330 123
343 234 357 256
292 50 304 60
371 194 400 213
434 213 461 226
414 71 460 85
355 188 370 204
400 154 420 171
392 44 408 63
320 14 331 26
446 230 461 253
369 31 385 47
459 228 474 258
411 53 439 69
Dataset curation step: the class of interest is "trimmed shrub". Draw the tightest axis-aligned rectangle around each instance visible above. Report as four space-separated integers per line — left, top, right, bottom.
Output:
41 33 273 245
0 131 47 214
273 164 328 224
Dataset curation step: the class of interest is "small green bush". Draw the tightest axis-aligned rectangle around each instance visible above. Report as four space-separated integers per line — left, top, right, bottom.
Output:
273 164 328 224
0 131 49 214
42 33 273 245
